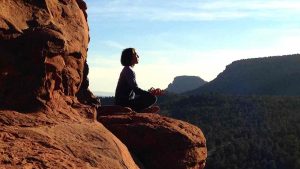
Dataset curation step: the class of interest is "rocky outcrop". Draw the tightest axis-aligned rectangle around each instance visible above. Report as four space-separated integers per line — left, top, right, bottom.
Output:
0 0 97 111
0 109 138 169
98 113 207 169
0 0 207 168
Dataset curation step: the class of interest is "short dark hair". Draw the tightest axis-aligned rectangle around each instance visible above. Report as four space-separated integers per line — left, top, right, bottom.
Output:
121 48 135 66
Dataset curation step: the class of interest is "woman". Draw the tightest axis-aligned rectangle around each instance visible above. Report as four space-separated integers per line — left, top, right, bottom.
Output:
115 48 163 113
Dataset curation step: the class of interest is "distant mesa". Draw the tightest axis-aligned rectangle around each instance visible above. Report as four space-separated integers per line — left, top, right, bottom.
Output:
189 54 300 96
166 75 207 94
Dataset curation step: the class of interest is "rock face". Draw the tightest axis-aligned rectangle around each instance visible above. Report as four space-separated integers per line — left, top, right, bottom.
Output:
0 0 96 111
98 113 207 169
0 0 207 168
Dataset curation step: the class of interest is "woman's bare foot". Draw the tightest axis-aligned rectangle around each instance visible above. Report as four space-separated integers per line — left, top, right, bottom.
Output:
139 106 160 114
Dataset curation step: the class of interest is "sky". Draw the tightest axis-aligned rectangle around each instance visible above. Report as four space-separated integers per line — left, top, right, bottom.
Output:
84 0 300 95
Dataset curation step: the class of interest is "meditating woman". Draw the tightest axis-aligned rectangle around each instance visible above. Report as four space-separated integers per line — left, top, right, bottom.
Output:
115 48 163 113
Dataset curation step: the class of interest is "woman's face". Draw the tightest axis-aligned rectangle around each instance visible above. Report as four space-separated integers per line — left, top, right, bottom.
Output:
131 50 139 66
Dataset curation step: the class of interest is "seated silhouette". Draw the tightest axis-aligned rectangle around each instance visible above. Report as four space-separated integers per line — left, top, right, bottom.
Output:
113 48 164 114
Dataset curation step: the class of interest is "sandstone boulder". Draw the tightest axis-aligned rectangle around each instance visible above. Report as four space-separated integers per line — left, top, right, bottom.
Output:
98 113 207 169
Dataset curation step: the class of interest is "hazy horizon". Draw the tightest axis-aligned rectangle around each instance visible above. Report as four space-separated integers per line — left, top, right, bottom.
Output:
85 0 300 93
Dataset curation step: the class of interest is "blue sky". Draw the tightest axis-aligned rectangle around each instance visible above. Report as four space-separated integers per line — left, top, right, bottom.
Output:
85 0 300 95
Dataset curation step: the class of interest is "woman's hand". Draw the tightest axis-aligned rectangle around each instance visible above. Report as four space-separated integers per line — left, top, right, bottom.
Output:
149 87 164 96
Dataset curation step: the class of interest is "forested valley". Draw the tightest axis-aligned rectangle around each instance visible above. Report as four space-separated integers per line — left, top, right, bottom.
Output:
158 93 300 169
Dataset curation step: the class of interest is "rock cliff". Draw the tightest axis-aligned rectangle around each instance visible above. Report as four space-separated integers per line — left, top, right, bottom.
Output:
0 0 207 168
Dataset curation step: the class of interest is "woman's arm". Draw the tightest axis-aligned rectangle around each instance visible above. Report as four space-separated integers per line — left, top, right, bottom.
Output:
125 67 148 95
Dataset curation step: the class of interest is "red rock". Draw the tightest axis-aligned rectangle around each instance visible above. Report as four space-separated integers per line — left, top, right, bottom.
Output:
0 0 96 111
0 110 139 169
98 105 133 116
98 113 207 169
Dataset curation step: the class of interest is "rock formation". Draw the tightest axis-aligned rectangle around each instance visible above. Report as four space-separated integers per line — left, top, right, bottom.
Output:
0 0 207 168
98 113 207 169
0 110 138 169
0 0 96 111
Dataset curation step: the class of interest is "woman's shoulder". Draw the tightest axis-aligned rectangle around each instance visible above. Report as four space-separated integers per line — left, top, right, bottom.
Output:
123 66 133 72
122 66 134 75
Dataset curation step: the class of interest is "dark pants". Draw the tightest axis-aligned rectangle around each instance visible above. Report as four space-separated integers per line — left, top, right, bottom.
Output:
116 93 157 112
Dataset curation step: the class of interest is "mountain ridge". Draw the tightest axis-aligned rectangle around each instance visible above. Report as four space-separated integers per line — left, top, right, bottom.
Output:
188 54 300 96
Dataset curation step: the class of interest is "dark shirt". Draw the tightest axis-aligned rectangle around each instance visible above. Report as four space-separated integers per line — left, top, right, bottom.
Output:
115 66 148 105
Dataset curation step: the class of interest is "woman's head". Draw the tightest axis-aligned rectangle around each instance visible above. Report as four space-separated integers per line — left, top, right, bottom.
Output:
121 48 139 66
